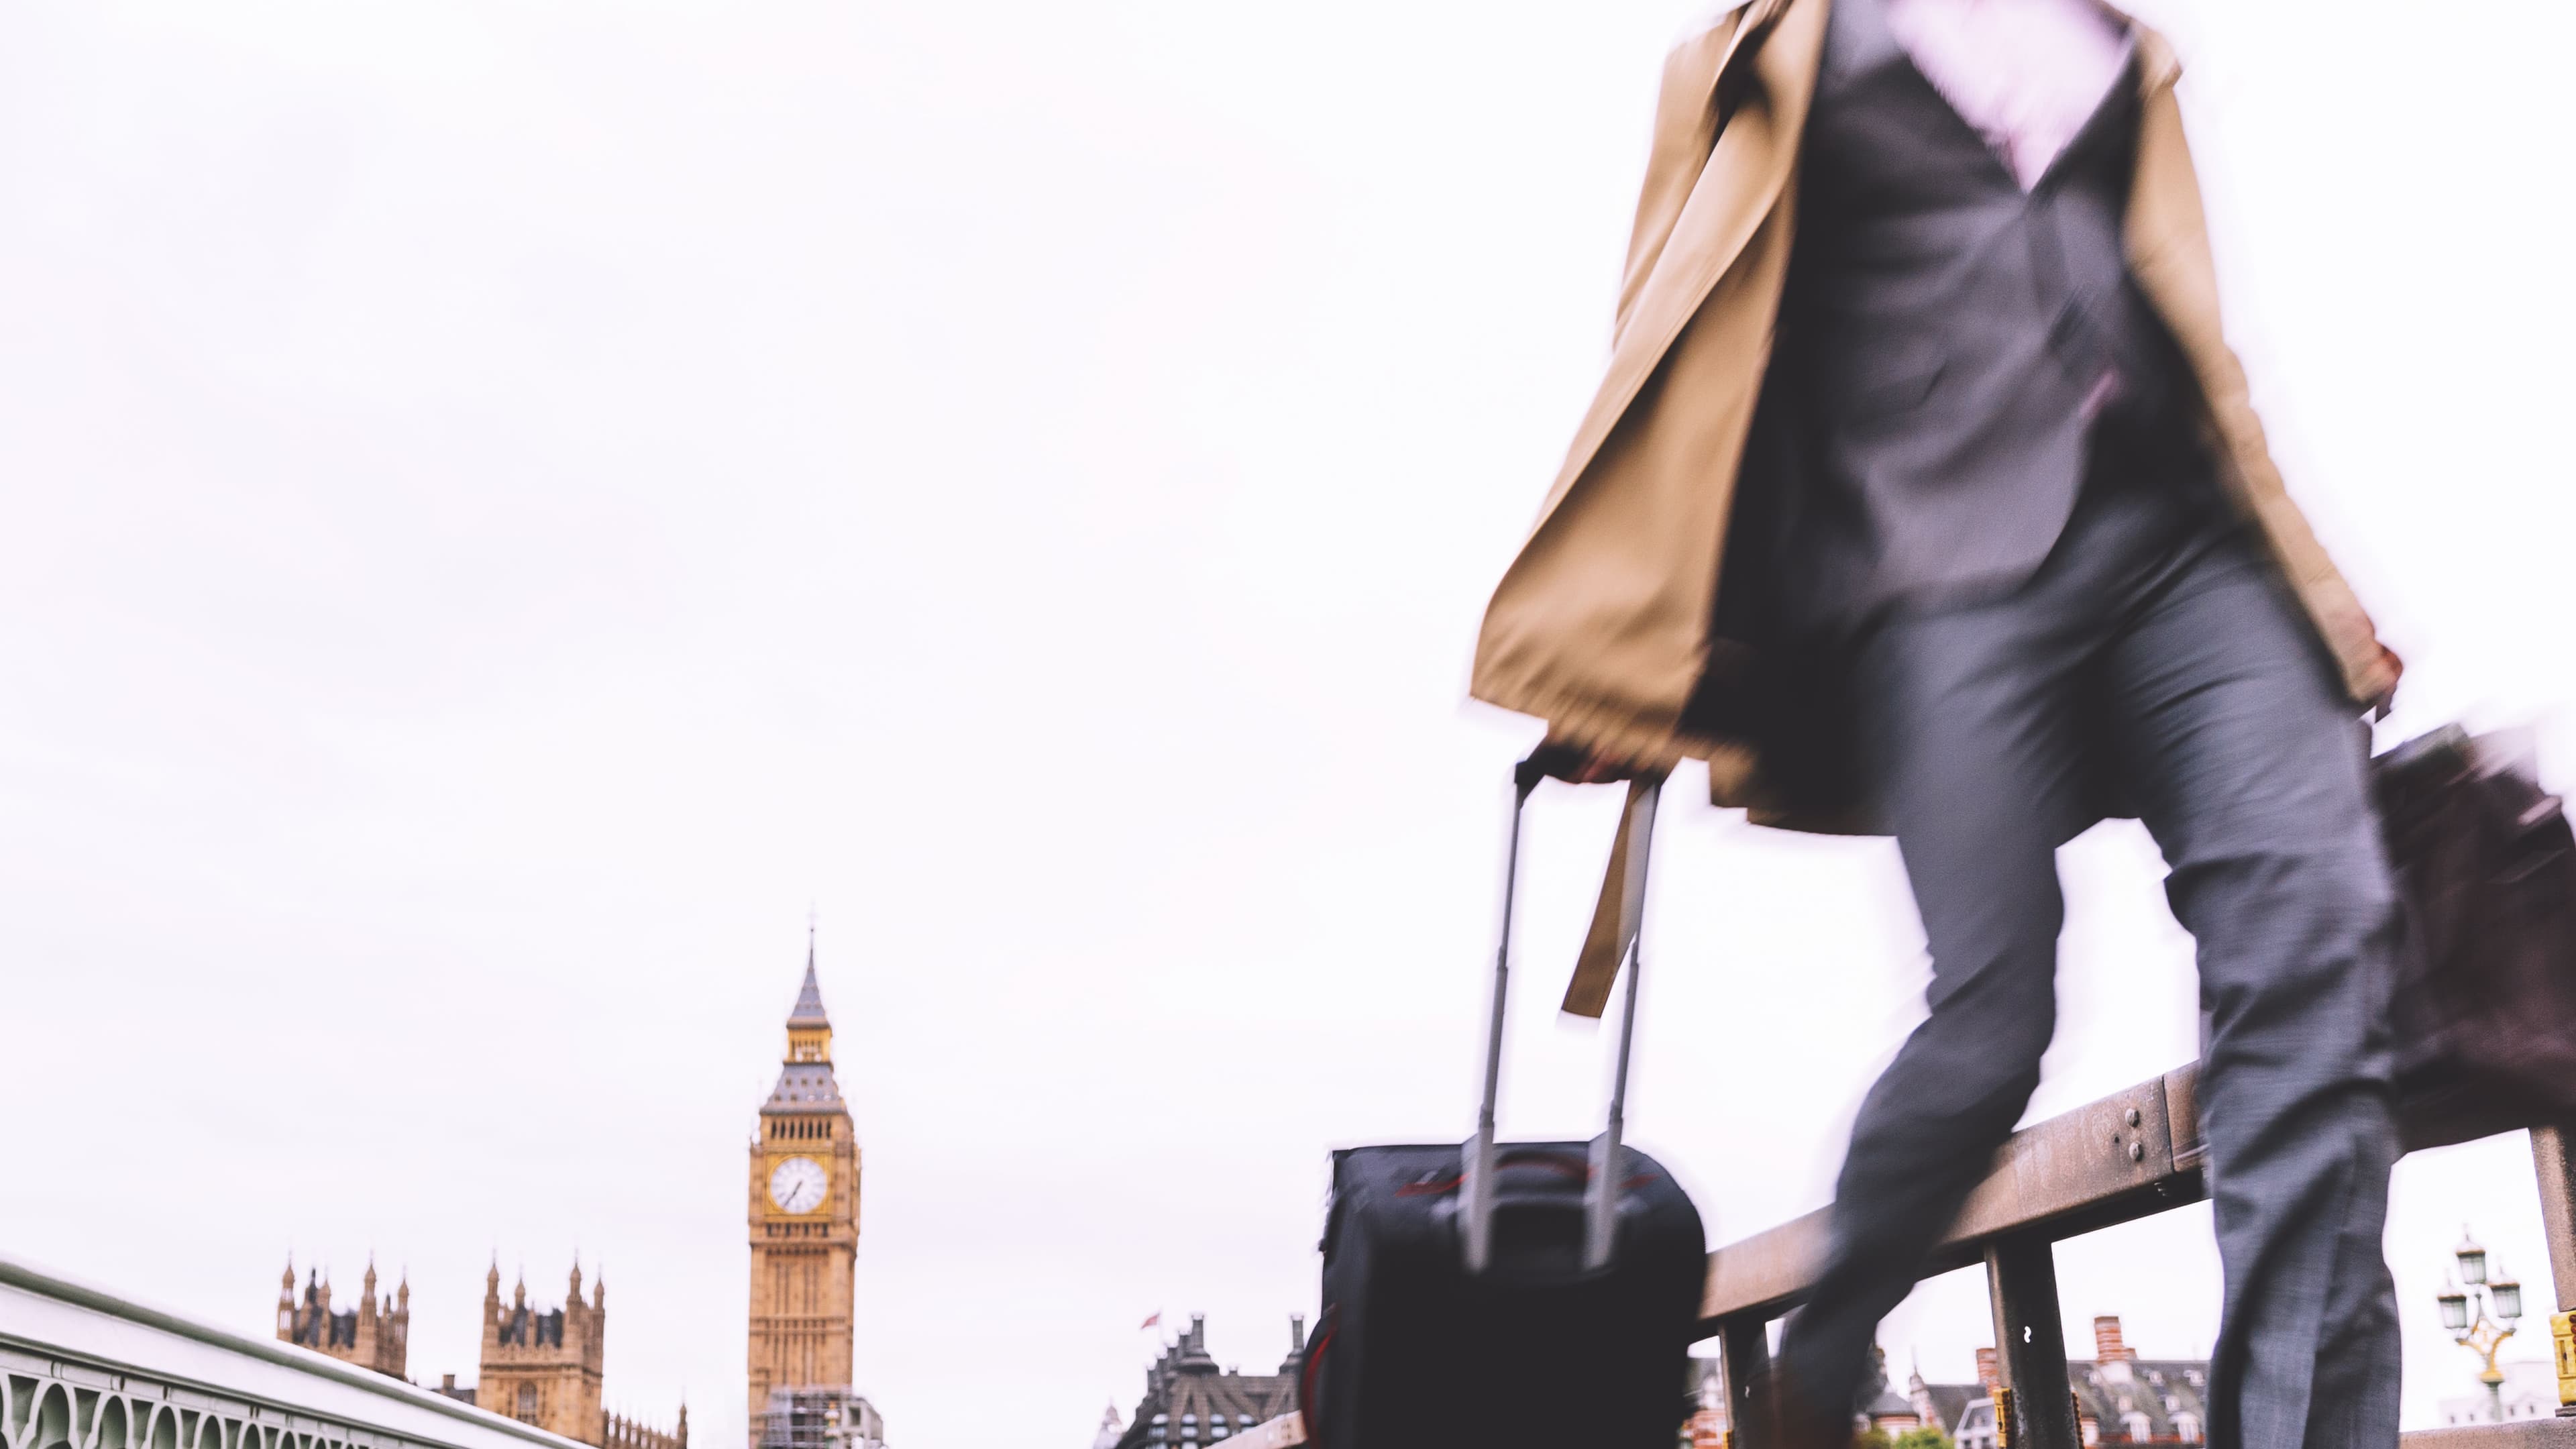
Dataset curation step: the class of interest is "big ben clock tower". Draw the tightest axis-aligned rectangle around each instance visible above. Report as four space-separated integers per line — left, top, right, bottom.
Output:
746 944 860 1446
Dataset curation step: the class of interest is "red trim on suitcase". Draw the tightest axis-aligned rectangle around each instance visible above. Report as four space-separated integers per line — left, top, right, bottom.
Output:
1297 1308 1336 1448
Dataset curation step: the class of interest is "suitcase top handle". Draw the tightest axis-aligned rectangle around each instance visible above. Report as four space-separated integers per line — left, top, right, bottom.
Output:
1462 753 1662 1274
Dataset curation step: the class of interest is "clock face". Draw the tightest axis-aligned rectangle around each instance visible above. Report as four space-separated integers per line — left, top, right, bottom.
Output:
769 1155 828 1214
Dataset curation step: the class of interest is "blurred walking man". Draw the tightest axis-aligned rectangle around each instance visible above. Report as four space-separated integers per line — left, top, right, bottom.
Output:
1470 1 2404 1444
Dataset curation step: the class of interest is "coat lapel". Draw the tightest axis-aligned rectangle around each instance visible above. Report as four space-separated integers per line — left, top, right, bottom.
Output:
2105 3 2184 95
1536 0 1830 531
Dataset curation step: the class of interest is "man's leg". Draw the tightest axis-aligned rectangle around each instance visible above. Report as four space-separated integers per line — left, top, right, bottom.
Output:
1774 595 2092 1420
2106 535 2401 1449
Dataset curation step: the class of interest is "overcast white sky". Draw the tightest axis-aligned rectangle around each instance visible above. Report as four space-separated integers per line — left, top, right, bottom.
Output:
3 1 2572 1445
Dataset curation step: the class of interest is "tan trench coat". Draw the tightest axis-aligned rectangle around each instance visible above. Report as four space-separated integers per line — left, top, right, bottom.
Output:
1471 0 2402 1009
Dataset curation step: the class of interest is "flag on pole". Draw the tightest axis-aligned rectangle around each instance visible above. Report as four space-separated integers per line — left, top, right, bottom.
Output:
1138 1311 1161 1331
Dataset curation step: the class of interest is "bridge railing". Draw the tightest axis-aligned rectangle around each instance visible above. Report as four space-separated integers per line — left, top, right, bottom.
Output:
1699 1064 2576 1449
1245 1063 2576 1448
0 1256 590 1449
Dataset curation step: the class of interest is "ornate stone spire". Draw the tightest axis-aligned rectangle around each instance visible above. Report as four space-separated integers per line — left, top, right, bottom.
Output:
789 930 829 1029
774 927 842 1091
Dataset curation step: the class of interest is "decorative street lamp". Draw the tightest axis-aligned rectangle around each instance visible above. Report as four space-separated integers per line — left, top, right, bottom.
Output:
2440 1226 2524 1421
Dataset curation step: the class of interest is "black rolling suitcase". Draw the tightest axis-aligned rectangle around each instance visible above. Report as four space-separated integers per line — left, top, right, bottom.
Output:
1300 756 1707 1447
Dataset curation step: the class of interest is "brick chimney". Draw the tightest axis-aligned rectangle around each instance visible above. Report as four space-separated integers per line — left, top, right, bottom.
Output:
1976 1347 2001 1397
2092 1316 2135 1362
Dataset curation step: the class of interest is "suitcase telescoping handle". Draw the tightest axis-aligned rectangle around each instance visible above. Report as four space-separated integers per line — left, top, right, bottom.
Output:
1462 750 1663 1274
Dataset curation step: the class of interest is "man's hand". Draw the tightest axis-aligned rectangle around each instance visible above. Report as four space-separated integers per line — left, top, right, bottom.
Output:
2369 642 2405 721
1562 753 1648 784
1525 741 1650 784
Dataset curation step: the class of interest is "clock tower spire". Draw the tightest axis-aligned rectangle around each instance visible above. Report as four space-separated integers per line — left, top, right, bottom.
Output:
746 936 859 1448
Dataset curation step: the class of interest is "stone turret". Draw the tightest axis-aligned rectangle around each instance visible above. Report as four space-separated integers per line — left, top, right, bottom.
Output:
274 1256 407 1380
479 1256 605 1442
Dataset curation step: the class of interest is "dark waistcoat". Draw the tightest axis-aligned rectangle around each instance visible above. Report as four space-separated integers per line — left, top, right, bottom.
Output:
1749 0 2208 633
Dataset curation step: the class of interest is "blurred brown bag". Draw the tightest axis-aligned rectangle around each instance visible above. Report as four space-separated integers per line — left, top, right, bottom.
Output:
2375 727 2576 1150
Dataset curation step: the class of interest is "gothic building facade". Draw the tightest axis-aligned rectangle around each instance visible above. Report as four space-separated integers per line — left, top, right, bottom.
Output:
747 951 866 1449
275 1259 409 1380
476 1260 605 1443
470 1260 685 1449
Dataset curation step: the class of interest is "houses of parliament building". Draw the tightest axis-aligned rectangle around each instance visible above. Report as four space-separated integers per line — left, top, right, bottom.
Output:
274 943 885 1449
278 1254 682 1449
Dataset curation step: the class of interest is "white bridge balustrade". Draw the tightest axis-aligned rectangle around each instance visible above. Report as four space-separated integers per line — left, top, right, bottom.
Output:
0 1257 588 1449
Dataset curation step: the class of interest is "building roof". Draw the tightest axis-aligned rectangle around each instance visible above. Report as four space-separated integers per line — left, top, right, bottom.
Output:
1864 1388 1917 1421
1913 1357 2210 1444
788 955 829 1029
1110 1317 1301 1449
767 945 845 1114
1917 1383 1975 1435
2070 1358 2209 1439
764 1062 844 1112
496 1307 565 1350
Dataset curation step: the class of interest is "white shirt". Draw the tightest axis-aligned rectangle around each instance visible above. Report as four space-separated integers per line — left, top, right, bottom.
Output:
1883 0 2131 189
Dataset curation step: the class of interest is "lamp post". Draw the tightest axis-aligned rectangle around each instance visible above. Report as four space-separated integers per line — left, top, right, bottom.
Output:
2439 1226 2525 1421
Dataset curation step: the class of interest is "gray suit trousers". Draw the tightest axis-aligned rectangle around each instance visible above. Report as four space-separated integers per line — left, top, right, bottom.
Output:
1772 477 2402 1449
